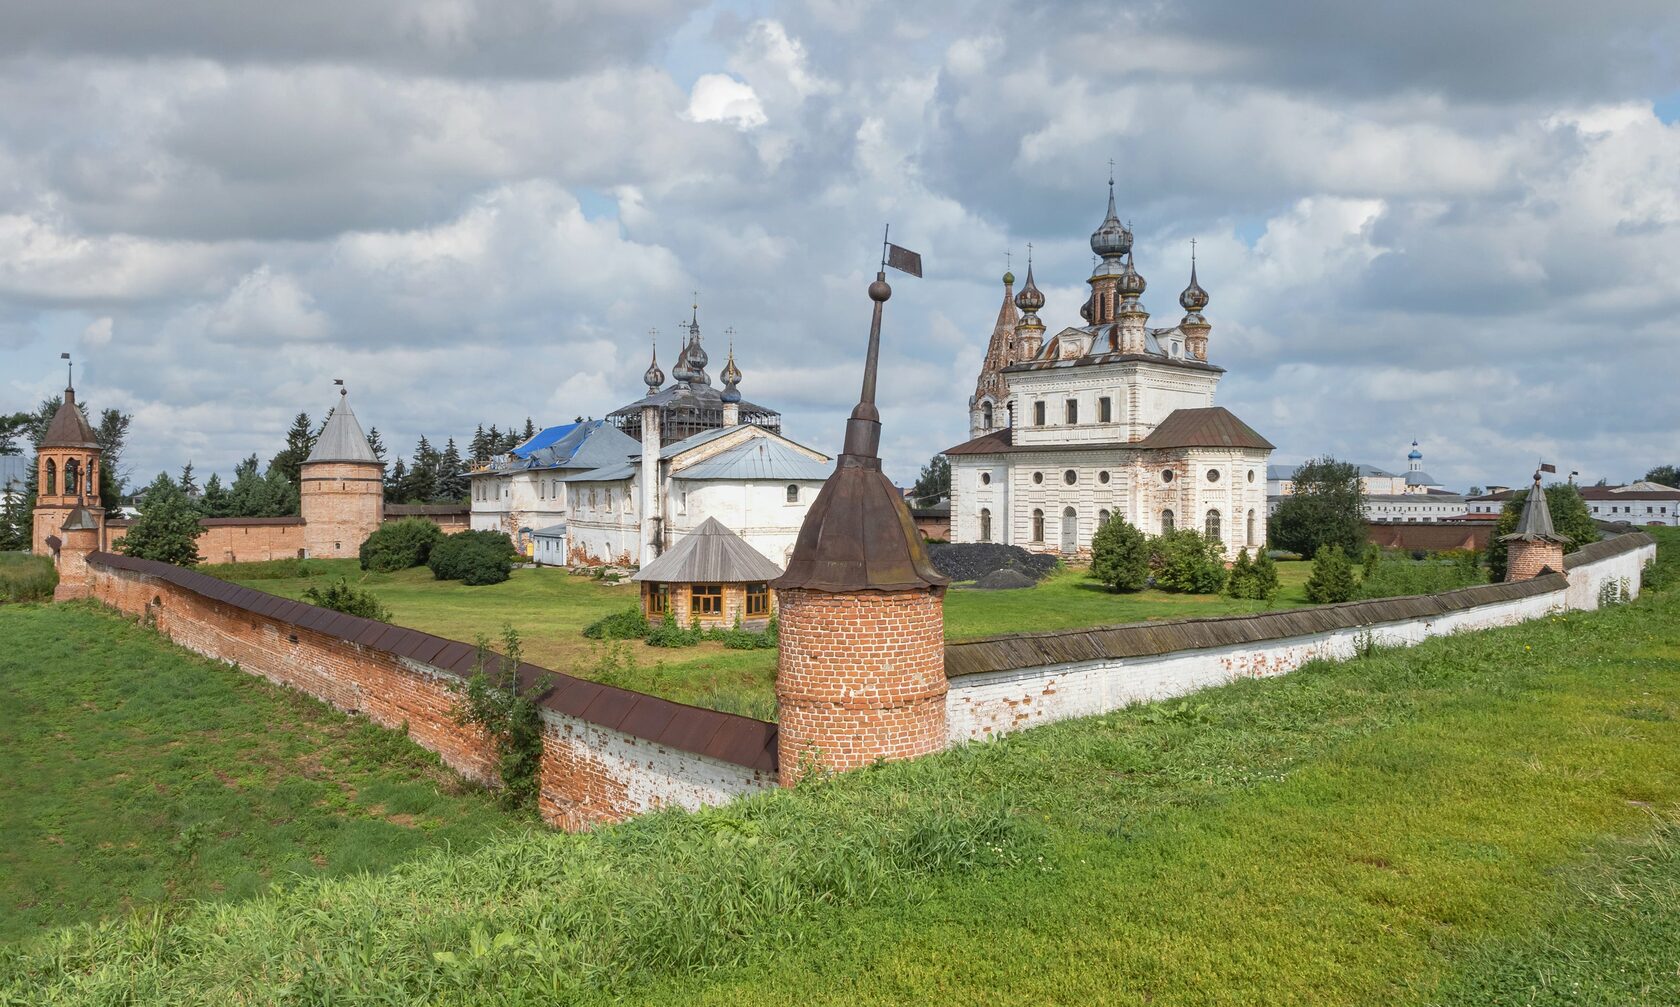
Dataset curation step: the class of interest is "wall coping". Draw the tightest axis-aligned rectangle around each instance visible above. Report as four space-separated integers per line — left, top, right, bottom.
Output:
945 572 1572 680
1562 531 1656 570
85 551 779 773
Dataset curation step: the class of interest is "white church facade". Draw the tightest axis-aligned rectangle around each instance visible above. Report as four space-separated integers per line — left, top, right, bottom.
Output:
469 310 831 567
945 183 1273 559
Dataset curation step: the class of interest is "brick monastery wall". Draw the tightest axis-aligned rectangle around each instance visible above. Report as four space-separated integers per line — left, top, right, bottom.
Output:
106 511 468 565
83 554 777 830
943 533 1657 744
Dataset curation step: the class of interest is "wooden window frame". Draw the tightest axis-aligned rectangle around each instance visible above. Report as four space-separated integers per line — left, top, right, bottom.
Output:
745 582 770 617
691 584 723 616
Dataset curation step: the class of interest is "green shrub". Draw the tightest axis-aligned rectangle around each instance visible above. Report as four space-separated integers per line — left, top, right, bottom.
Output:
1355 554 1487 600
0 554 57 603
1304 544 1357 604
116 473 203 567
1090 513 1150 592
1151 529 1227 594
429 530 517 586
646 611 703 648
1224 550 1279 601
360 518 444 572
301 578 393 622
452 626 542 813
583 607 650 640
706 613 779 650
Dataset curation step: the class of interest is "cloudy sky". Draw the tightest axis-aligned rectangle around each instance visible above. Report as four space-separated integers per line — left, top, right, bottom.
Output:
2 0 1677 491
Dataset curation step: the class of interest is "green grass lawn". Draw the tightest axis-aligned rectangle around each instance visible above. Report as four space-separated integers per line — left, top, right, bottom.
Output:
0 552 56 603
0 602 533 942
219 558 1314 716
5 530 1674 1004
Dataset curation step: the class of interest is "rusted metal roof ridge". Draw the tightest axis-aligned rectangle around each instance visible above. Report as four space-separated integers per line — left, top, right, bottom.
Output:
945 573 1569 679
84 552 779 773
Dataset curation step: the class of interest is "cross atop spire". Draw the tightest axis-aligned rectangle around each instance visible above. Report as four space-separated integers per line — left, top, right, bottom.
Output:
1108 157 1115 184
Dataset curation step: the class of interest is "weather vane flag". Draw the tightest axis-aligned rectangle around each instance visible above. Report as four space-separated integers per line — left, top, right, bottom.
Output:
881 224 923 278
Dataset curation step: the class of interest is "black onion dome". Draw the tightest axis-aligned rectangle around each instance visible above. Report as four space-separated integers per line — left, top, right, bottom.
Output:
1179 258 1209 312
1090 181 1131 258
719 345 742 403
643 344 665 390
1118 251 1146 297
1079 294 1093 321
1014 263 1045 312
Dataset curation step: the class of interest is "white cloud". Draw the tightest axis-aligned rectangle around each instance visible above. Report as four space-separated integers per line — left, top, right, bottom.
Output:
82 316 113 348
686 73 766 129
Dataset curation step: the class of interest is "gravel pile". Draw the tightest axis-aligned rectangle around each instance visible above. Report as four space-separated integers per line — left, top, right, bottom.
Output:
973 568 1038 591
928 542 1060 585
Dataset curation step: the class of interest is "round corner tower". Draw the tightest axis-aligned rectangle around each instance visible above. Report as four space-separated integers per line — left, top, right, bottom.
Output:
299 387 385 559
1502 472 1567 582
772 272 950 785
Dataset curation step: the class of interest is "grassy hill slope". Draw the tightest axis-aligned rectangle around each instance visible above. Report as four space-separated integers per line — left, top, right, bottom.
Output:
2 531 1674 1004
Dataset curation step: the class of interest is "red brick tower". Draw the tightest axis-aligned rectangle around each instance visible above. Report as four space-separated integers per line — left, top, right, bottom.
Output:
32 368 105 558
1503 471 1567 581
773 268 950 784
299 385 385 559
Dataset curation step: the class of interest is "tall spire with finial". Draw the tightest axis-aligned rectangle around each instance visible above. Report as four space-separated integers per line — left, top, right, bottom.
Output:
774 239 946 593
682 295 709 386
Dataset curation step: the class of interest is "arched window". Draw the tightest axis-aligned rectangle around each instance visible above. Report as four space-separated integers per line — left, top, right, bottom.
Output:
786 484 799 503
1031 508 1045 543
981 402 994 430
1098 508 1111 527
86 459 96 496
1161 508 1174 533
1205 509 1222 540
64 458 79 495
1246 509 1256 546
45 459 56 496
1061 507 1077 553
979 508 992 543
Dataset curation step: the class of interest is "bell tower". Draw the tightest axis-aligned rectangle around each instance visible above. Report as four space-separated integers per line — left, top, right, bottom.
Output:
32 358 106 561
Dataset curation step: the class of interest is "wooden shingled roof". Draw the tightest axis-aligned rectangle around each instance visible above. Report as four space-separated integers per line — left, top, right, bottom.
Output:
631 517 784 584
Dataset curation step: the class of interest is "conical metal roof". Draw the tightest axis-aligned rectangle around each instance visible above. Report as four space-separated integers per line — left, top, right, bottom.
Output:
1501 474 1568 543
40 387 102 449
631 517 784 584
305 389 380 465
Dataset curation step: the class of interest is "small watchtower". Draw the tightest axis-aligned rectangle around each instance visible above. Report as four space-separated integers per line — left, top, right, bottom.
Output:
1502 472 1567 582
772 267 949 784
299 384 385 559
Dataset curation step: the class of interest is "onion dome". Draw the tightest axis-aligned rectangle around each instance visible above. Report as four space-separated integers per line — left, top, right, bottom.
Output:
1014 262 1045 313
1118 250 1146 297
643 340 665 392
1408 441 1423 461
720 342 742 403
1089 178 1132 258
1178 254 1209 312
1003 269 1015 286
1079 294 1093 322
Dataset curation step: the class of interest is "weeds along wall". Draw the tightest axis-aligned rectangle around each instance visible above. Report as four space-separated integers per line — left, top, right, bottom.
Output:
82 553 777 830
944 533 1657 744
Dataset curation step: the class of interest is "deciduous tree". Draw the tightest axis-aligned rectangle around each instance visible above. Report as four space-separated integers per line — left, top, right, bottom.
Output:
1270 457 1367 558
117 473 203 567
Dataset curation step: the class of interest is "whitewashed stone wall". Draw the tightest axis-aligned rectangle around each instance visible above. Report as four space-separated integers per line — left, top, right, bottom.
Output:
946 536 1655 745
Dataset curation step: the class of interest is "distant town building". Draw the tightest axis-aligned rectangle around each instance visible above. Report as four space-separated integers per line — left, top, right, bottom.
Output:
946 181 1273 558
1269 442 1463 523
1580 482 1680 526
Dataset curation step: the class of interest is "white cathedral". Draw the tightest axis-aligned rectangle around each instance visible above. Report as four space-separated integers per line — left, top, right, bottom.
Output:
945 183 1273 558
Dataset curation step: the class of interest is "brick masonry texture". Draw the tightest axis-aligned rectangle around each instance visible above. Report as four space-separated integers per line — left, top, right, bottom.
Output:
776 587 947 784
82 557 776 830
300 460 386 560
1506 539 1565 583
944 533 1656 744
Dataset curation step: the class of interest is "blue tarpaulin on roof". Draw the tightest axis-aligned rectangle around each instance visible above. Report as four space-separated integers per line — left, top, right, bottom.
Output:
512 423 580 458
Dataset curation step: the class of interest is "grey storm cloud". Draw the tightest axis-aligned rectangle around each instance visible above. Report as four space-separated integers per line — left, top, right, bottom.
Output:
0 0 1676 493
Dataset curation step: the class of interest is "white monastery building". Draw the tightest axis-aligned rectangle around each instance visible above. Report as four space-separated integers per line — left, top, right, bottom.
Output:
469 310 831 566
1269 443 1466 523
945 182 1272 558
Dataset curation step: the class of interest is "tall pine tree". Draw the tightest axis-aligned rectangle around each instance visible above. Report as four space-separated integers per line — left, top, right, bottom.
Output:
268 412 315 495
